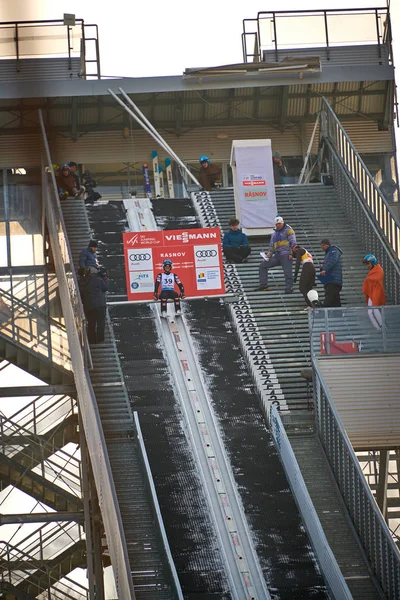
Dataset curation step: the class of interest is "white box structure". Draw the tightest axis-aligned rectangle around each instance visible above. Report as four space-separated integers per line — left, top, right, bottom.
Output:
230 139 277 236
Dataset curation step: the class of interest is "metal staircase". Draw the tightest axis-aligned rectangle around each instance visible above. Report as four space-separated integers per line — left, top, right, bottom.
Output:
205 183 368 418
60 197 182 599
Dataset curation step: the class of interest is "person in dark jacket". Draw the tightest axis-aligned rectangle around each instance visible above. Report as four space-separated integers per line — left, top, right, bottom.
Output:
79 240 99 270
272 152 287 184
319 238 343 307
293 245 316 306
222 218 251 263
79 267 108 343
198 155 221 191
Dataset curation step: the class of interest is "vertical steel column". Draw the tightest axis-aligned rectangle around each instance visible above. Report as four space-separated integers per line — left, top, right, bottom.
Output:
376 450 389 520
79 412 97 599
324 11 330 61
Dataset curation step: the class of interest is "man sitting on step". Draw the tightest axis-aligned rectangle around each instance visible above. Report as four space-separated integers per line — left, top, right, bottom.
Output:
255 215 297 293
222 218 251 264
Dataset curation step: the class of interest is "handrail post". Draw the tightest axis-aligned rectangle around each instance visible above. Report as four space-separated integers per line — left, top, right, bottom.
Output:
323 11 330 61
375 9 382 60
14 23 20 72
272 12 278 62
66 24 71 70
256 13 262 63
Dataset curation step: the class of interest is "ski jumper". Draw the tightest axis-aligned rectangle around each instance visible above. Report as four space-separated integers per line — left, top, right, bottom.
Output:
154 271 184 314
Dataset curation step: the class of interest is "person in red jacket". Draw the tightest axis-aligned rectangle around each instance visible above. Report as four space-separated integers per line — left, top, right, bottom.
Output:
362 254 386 329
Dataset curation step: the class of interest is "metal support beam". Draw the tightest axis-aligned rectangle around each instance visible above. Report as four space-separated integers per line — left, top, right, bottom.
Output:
0 511 84 524
0 385 76 397
252 87 260 119
227 88 235 121
71 96 78 142
279 86 289 133
357 81 364 114
376 450 389 520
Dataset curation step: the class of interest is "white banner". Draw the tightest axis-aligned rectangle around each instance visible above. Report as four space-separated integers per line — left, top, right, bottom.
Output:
233 142 277 229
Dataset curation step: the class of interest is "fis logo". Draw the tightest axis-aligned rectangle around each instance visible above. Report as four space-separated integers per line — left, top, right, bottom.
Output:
126 234 140 246
197 272 206 282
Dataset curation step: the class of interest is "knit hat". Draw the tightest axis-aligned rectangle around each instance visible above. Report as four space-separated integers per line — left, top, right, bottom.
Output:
320 238 331 246
275 215 284 224
88 240 98 248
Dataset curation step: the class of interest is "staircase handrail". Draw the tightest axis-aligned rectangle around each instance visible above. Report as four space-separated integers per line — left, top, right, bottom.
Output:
320 96 400 260
312 357 400 598
0 539 88 600
0 394 75 441
298 112 320 184
0 287 68 333
39 111 136 598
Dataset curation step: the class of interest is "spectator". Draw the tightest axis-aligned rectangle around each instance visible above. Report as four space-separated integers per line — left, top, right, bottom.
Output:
82 170 102 204
272 152 287 184
68 161 80 188
318 238 343 307
255 215 296 293
222 218 251 264
79 267 108 344
79 240 100 270
56 163 80 199
362 254 386 330
198 155 221 191
293 245 316 307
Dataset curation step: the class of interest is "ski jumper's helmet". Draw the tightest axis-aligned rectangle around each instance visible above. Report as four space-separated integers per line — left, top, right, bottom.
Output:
162 259 173 269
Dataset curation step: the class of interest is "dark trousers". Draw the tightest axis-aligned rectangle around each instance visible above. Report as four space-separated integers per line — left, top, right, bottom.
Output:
160 290 180 312
86 307 106 343
224 246 251 263
299 263 316 306
323 283 342 307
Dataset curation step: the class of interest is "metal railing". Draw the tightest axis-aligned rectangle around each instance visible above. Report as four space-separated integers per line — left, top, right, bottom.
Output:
309 306 400 357
0 286 72 370
299 113 320 184
313 359 400 599
39 110 136 598
320 98 400 304
0 18 100 78
242 7 390 63
270 405 352 598
0 533 88 600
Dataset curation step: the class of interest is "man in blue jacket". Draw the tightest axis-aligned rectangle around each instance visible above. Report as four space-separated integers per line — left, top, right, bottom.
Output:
79 240 99 270
222 218 251 263
255 215 297 292
319 238 343 307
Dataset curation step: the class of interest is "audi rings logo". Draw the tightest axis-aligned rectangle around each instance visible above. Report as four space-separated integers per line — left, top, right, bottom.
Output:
196 249 217 258
130 253 151 261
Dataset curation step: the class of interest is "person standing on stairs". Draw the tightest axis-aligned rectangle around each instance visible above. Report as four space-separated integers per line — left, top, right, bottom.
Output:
272 152 287 184
198 155 222 191
255 215 297 293
293 245 316 307
79 240 100 271
318 239 343 307
362 254 386 330
223 218 251 264
78 267 109 344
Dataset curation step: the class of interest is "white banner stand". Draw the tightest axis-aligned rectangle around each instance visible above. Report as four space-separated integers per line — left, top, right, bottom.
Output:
230 139 277 237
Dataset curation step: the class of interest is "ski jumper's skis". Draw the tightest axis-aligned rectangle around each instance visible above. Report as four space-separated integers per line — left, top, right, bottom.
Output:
165 157 175 198
152 150 161 197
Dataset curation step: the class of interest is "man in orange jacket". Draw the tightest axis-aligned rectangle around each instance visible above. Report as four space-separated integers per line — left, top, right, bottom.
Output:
362 254 386 329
